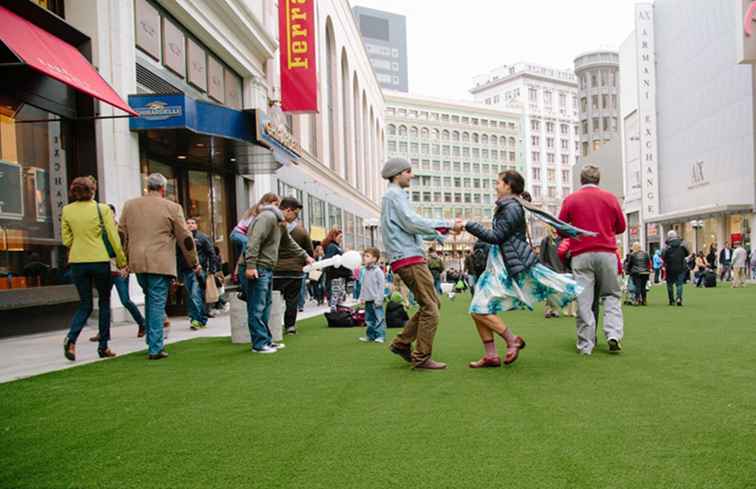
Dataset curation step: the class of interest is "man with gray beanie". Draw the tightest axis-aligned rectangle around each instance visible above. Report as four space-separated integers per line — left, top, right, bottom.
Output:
661 230 690 306
380 157 457 369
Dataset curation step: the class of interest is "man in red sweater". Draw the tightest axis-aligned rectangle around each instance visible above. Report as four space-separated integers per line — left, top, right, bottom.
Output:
559 165 627 355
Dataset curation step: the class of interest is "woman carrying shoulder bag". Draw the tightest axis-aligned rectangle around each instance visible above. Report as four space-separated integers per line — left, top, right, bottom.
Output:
61 176 127 361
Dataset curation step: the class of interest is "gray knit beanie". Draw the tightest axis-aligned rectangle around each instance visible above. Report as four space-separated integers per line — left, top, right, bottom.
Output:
381 157 412 179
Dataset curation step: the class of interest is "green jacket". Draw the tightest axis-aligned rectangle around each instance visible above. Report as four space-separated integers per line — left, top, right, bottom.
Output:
245 207 306 271
275 224 314 272
428 256 445 274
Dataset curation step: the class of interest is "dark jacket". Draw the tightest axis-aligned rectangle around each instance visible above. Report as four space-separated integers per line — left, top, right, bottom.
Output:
178 230 216 273
627 250 651 275
324 242 351 280
539 235 566 273
661 239 690 276
719 248 732 266
275 224 314 272
465 197 538 277
463 254 474 274
385 301 409 328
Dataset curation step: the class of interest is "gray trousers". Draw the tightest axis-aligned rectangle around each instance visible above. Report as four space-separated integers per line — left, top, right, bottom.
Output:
572 252 624 354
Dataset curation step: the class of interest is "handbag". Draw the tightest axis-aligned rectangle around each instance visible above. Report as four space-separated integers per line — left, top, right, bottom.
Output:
95 202 117 258
205 273 220 303
308 269 323 281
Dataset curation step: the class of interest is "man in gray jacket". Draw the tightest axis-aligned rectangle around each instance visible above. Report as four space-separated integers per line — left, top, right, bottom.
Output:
243 197 313 353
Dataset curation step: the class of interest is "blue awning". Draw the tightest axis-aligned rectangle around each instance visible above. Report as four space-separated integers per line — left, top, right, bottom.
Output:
128 94 300 172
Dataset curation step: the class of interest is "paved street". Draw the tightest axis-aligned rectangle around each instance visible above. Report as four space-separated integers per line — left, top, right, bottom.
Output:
0 301 332 384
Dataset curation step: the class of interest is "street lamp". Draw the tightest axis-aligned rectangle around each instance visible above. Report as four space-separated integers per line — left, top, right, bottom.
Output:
691 220 704 253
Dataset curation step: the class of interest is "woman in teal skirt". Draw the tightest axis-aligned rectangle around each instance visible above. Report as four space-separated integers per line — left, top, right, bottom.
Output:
456 170 584 368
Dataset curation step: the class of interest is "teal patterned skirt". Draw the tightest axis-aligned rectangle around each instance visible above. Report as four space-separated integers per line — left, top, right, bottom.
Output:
469 244 583 315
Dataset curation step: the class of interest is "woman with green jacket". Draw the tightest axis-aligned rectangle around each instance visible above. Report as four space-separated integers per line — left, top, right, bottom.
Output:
61 176 127 361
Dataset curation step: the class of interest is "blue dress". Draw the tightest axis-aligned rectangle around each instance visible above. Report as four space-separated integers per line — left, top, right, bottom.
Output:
470 244 583 315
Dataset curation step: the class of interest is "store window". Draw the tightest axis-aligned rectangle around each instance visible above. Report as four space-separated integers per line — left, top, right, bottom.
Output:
327 203 342 231
0 105 75 289
344 212 355 249
308 195 326 230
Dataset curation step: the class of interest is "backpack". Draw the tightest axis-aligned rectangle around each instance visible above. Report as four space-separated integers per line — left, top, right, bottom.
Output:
471 241 489 276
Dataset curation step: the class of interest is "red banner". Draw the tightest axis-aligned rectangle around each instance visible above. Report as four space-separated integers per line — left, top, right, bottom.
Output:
279 0 318 112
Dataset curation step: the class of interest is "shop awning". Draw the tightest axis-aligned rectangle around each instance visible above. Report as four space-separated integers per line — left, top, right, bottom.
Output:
644 204 754 224
129 94 301 174
0 5 137 116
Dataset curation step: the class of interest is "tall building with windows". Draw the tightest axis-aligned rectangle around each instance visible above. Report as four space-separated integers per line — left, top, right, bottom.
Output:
470 63 579 241
383 90 523 267
352 6 408 92
573 50 623 200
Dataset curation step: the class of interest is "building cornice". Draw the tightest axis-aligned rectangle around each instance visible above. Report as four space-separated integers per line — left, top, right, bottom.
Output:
383 90 521 119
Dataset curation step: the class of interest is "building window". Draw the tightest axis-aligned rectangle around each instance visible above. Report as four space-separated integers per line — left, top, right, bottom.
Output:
592 118 600 131
603 117 610 131
560 139 569 150
532 167 541 180
581 120 588 134
531 136 540 146
528 87 538 102
592 95 599 110
562 170 570 184
547 169 556 182
533 185 542 199
546 138 554 149
602 94 608 109
546 122 554 133
531 151 540 162
561 154 569 165
580 97 587 112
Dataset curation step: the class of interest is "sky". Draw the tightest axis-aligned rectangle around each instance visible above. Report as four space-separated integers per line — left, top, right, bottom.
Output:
351 0 641 100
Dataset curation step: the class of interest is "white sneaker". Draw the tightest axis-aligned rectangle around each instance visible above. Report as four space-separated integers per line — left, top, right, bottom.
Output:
270 342 286 350
358 337 370 342
374 338 385 344
223 303 231 313
252 345 277 354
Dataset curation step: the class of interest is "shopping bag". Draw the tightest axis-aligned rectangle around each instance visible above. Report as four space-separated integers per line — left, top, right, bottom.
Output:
205 273 220 303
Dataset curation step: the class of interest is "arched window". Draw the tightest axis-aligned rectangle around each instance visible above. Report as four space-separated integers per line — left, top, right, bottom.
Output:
341 49 350 181
452 130 460 142
398 125 407 137
431 128 439 140
442 130 450 141
481 134 488 144
353 75 361 191
421 127 429 139
409 126 418 138
490 135 498 146
472 133 479 143
462 131 470 142
325 19 337 171
508 136 516 147
387 124 396 135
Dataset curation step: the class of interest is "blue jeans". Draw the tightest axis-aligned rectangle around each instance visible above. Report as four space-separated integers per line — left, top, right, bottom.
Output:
298 275 307 309
183 270 207 325
230 230 247 260
113 275 145 328
365 301 386 341
245 266 274 350
136 273 171 355
67 262 112 349
433 275 442 295
666 272 685 303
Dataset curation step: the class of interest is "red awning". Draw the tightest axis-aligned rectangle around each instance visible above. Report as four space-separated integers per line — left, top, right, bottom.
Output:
0 6 137 116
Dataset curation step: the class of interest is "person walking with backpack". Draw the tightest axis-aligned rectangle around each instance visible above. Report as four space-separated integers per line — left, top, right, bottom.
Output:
456 170 582 368
661 230 690 306
381 157 456 370
61 177 127 361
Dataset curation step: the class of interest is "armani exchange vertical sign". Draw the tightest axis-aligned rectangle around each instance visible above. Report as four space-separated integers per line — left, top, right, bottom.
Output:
636 4 659 218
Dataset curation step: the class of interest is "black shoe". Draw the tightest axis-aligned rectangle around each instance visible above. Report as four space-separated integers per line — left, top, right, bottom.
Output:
676 299 683 306
148 351 169 360
237 292 247 302
389 344 413 363
668 301 675 306
63 337 75 361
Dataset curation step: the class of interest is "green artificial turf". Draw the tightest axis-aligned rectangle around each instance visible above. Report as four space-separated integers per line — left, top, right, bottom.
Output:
1 285 755 489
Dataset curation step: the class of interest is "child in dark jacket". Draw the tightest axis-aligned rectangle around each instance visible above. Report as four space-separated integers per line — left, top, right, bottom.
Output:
385 292 409 329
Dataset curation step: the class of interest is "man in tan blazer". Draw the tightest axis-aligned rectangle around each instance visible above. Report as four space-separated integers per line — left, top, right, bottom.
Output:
119 173 199 360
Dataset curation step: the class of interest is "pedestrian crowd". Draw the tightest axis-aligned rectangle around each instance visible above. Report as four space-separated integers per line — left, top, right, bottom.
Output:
59 160 752 367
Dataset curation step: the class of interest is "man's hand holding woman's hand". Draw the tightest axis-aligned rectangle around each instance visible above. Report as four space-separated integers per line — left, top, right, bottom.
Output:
245 268 259 280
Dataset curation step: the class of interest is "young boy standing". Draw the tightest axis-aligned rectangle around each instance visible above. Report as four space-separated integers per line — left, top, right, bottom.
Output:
359 248 386 343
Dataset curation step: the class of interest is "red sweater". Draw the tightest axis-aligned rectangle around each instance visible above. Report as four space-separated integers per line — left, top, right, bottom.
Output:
558 186 626 257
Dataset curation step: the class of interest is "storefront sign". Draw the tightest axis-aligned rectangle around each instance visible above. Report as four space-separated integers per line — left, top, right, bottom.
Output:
135 100 183 121
636 4 659 219
253 110 302 158
738 1 756 63
135 0 161 61
162 19 186 78
279 0 318 112
48 122 67 240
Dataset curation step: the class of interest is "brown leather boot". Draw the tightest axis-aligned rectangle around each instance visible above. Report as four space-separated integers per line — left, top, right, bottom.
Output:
97 347 117 358
89 334 101 342
414 359 447 370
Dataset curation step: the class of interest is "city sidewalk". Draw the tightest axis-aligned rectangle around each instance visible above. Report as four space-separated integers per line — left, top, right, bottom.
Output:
0 300 333 385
